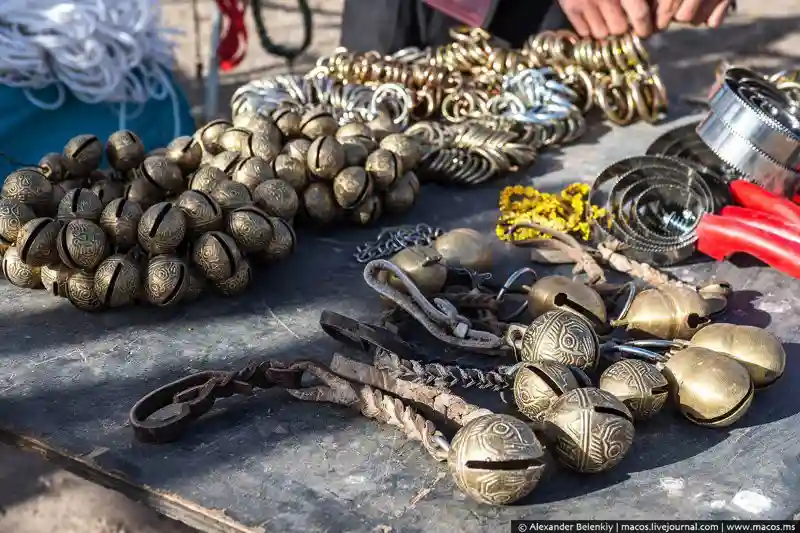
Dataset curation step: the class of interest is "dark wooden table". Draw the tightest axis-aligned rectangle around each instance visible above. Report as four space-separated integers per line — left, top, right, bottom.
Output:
2 115 799 533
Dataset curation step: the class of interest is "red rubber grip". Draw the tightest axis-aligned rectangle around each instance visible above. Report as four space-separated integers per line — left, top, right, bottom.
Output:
729 179 800 227
720 206 800 244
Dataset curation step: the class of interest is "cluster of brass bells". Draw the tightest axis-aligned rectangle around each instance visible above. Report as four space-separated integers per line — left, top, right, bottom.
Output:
0 127 299 311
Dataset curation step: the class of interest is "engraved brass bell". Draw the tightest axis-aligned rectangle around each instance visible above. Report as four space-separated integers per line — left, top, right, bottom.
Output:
307 136 346 180
271 154 308 192
175 191 223 233
231 112 283 145
90 178 125 207
145 255 190 306
385 245 448 296
383 172 417 215
165 136 203 176
614 286 713 340
196 119 233 155
527 275 607 325
39 153 67 182
209 151 242 176
106 130 146 172
513 361 590 422
57 219 109 270
124 177 163 209
2 167 54 214
138 202 187 255
232 156 273 193
1 246 42 288
448 414 546 505
272 108 302 139
220 128 281 162
543 387 635 473
302 183 337 225
94 254 141 307
599 359 669 421
40 263 70 296
253 179 299 221
433 228 492 272
0 198 35 244
505 309 600 372
283 138 311 162
339 138 371 167
133 156 184 195
332 167 372 210
66 270 104 312
192 231 243 281
16 217 60 267
188 166 228 194
336 122 373 140
258 217 296 263
63 134 103 176
380 133 422 170
211 181 253 212
214 258 252 296
226 206 273 252
57 188 103 222
299 107 339 139
99 199 143 250
349 195 381 226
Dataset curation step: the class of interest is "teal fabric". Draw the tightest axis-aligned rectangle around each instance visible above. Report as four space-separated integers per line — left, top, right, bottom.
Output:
0 73 195 178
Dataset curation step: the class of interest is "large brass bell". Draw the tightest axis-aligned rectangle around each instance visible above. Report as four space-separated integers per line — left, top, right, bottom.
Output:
124 176 163 208
66 270 104 311
208 151 242 176
253 179 299 221
214 259 252 296
380 133 422 170
232 156 273 193
39 153 67 182
299 107 339 139
513 361 590 422
188 166 228 194
2 168 54 214
57 219 109 270
57 188 103 222
599 359 669 421
543 387 635 473
90 178 125 206
175 191 224 233
307 136 345 180
16 217 60 267
192 231 243 281
226 206 273 252
505 310 600 372
210 180 253 211
527 275 607 326
614 286 713 340
258 217 296 264
433 228 492 272
196 119 233 155
385 245 448 296
106 130 146 172
133 156 184 195
63 134 103 176
272 108 302 139
302 183 337 225
0 198 35 243
165 136 203 176
447 414 546 505
94 254 141 307
145 255 190 306
99 199 143 250
1 246 42 288
137 202 187 255
332 167 372 210
271 154 307 192
283 138 311 161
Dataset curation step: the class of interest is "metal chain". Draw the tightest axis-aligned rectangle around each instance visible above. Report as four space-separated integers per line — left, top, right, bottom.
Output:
354 223 444 263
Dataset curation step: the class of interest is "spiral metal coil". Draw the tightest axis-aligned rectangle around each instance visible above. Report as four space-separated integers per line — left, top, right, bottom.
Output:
523 31 650 73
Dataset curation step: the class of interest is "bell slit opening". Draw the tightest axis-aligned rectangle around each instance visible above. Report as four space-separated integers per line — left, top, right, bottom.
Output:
465 459 544 470
214 235 238 277
593 406 633 424
104 263 123 306
196 191 220 216
20 220 51 262
149 205 173 238
524 363 571 396
686 313 710 329
71 189 84 212
162 265 186 306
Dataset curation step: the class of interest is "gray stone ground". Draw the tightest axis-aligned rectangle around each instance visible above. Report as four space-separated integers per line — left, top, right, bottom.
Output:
1 1 799 532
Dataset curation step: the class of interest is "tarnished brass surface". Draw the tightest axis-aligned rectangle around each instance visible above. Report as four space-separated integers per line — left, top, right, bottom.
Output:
144 255 190 306
349 195 382 225
253 179 299 221
619 286 712 340
272 108 302 139
196 119 233 155
299 107 338 139
339 137 371 167
39 153 67 183
2 168 54 213
380 133 422 170
232 112 282 145
226 206 274 252
383 172 417 214
506 310 599 371
191 231 243 281
90 178 125 206
214 258 252 296
16 217 60 267
336 122 373 140
66 270 104 311
282 138 311 162
332 167 372 210
307 136 346 180
302 182 338 225
0 198 35 243
1 246 42 288
432 228 492 272
63 134 103 176
543 387 635 473
272 154 308 192
165 136 203 176
386 245 448 295
209 151 243 176
124 176 163 208
94 254 141 307
106 130 146 172
513 361 586 422
137 202 187 255
175 190 224 233
448 414 545 505
211 180 254 211
232 156 273 193
662 346 754 427
135 156 184 195
527 275 607 324
99 199 143 250
40 263 70 297
599 359 669 421
689 323 786 389
57 188 103 222
188 166 228 194
365 149 402 191
57 219 109 271
258 217 296 263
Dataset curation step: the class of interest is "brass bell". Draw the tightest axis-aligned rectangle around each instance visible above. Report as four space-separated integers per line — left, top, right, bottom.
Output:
2 167 54 214
211 180 254 211
144 254 190 306
99 198 143 250
1 246 42 288
332 167 373 210
40 263 70 296
365 148 403 191
148 148 169 158
283 139 311 161
105 130 146 172
39 153 67 182
235 129 282 162
124 177 164 209
688 323 785 389
192 231 243 281
349 195 382 226
16 217 60 266
165 136 203 176
66 270 104 311
380 133 422 170
175 190 224 233
386 245 447 296
137 202 187 255
196 119 233 155
253 179 299 221
272 108 302 139
339 137 371 167
433 228 492 272
50 184 66 214
306 136 346 180
232 156 273 193
505 310 600 371
367 108 399 140
90 179 125 207
93 254 141 307
301 182 337 225
527 275 607 325
231 112 283 145
404 171 420 195
271 154 308 192
56 219 109 270
383 172 417 214
448 414 546 505
61 177 88 193
209 151 243 176
57 188 103 222
299 107 339 139
218 127 259 155
615 286 713 340
0 198 35 243
335 122 373 141
213 258 252 296
133 156 184 195
63 134 103 176
513 360 589 422
226 206 274 252
183 267 207 302
599 359 669 421
188 166 228 194
258 217 296 263
543 387 635 473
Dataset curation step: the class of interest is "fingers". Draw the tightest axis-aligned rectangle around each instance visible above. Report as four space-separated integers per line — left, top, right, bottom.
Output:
674 0 703 23
600 0 630 36
654 0 682 30
559 0 593 37
707 0 731 27
583 3 611 39
620 0 654 37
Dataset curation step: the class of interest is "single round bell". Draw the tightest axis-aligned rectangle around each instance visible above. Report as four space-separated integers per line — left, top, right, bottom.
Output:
56 219 109 270
306 136 345 180
124 177 164 209
40 263 70 296
2 167 54 213
209 151 243 176
380 133 422 170
165 136 203 175
197 119 233 155
220 128 282 162
99 199 143 250
90 179 125 206
57 188 103 222
514 361 589 422
543 387 635 473
302 183 337 224
175 190 224 233
259 217 296 263
528 275 608 325
448 414 546 505
232 156 274 193
106 130 146 172
39 153 67 182
145 255 190 306
217 127 253 153
272 154 308 192
505 310 600 371
211 180 253 211
332 167 373 210
0 198 35 243
214 258 252 296
433 228 492 272
386 245 447 296
365 148 401 187
383 173 417 215
599 359 669 421
349 195 382 226
272 108 302 139
16 217 60 266
192 231 243 281
299 107 338 139
661 346 754 427
617 286 713 340
283 139 311 161
66 271 104 311
63 134 103 176
226 206 274 252
688 323 785 389
137 202 187 255
232 112 283 145
1 246 42 288
336 122 373 140
367 108 399 140
188 166 228 194
339 137 371 167
133 156 184 195
94 254 141 307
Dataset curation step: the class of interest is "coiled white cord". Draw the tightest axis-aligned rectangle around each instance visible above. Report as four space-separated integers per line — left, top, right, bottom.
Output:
0 0 184 139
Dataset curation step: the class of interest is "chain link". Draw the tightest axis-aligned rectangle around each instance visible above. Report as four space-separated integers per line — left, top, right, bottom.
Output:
354 223 444 263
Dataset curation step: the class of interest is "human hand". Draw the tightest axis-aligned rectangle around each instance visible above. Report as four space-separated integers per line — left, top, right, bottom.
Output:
653 0 732 31
557 0 654 39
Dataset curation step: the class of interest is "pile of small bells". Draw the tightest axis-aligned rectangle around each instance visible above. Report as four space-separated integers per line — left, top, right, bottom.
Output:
379 234 787 506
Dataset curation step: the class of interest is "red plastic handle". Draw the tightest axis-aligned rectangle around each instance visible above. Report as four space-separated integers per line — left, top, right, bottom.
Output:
729 179 800 227
720 206 800 244
696 213 800 279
